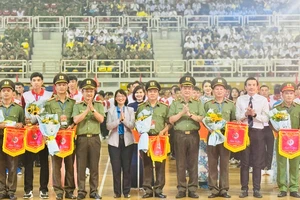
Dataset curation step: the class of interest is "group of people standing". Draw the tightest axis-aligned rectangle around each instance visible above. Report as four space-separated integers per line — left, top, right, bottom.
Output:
0 72 300 200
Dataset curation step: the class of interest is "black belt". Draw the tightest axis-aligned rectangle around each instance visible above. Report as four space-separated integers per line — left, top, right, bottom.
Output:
175 130 198 135
77 134 99 138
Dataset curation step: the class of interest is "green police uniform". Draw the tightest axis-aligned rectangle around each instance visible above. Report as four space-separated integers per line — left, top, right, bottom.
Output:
0 79 24 199
274 82 300 196
204 77 236 197
168 76 205 198
44 73 76 199
72 78 105 199
136 80 169 197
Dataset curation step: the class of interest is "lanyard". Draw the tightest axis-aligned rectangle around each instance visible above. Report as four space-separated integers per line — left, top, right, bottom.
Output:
216 102 224 113
58 101 67 112
2 106 12 117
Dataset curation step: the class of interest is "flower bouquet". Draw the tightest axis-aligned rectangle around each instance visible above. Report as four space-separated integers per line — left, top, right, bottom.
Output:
269 108 291 131
37 114 60 155
25 101 46 124
202 108 227 146
136 109 152 152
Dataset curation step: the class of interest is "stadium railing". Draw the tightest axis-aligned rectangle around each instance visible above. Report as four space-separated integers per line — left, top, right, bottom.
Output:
1 14 300 31
5 58 299 79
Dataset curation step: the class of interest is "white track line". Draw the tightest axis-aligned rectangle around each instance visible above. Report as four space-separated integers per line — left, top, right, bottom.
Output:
99 156 110 195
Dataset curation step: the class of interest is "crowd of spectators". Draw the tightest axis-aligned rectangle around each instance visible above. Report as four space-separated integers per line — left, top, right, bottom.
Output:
0 0 85 16
183 25 300 60
63 25 153 60
0 0 297 18
0 25 30 61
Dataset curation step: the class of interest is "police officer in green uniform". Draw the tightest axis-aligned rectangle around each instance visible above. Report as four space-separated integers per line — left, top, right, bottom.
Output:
136 80 169 199
168 75 205 199
72 78 105 200
274 82 300 198
44 73 76 200
204 77 236 198
0 79 24 200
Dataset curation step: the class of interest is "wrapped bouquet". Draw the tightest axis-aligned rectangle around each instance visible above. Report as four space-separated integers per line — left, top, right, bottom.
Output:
37 114 60 155
203 108 227 146
269 108 291 131
135 109 152 152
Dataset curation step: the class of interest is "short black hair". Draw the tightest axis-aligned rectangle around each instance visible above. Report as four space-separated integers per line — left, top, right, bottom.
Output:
127 82 132 90
98 90 105 98
30 72 43 80
244 77 258 86
69 75 78 81
132 85 146 101
193 86 201 92
15 82 24 87
260 85 269 89
114 89 128 106
174 87 180 93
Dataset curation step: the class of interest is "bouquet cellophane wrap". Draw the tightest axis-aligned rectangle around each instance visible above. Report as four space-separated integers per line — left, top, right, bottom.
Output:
55 129 75 158
147 135 170 162
224 122 250 152
37 114 60 156
135 109 152 152
24 125 45 153
278 129 300 159
3 127 26 157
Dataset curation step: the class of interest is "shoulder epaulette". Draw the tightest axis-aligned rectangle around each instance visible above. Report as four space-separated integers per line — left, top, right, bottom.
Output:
138 102 146 107
76 101 84 104
159 101 169 107
274 101 283 107
46 97 55 102
68 98 76 102
294 101 300 106
225 98 234 103
13 102 22 107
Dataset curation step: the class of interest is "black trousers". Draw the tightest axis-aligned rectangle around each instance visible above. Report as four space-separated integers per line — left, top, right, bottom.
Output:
263 126 274 170
23 147 49 193
169 127 175 157
108 137 134 196
240 128 265 191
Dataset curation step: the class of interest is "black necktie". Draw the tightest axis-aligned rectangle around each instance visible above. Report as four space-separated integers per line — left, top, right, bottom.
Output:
248 97 253 127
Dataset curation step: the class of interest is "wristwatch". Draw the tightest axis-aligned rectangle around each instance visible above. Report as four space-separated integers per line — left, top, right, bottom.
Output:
92 109 96 113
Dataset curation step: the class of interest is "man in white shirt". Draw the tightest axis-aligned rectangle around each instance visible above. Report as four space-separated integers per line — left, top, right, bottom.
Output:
236 77 269 198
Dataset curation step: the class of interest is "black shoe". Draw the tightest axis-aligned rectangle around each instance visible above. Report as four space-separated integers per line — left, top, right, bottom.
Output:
77 193 85 200
175 191 186 198
142 193 153 198
290 192 300 198
65 193 77 199
253 190 262 198
277 191 287 197
114 194 121 198
56 194 63 200
208 193 219 198
188 192 199 198
124 194 130 198
155 193 167 198
90 193 102 199
9 194 17 200
239 190 248 198
219 192 231 198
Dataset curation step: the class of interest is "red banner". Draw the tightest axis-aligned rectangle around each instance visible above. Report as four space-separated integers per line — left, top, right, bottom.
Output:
25 125 45 153
224 122 249 152
278 129 300 159
147 136 170 162
55 129 75 158
3 127 26 157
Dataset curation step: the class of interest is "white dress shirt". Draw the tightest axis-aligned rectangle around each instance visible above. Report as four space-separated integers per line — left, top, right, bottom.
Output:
236 94 269 129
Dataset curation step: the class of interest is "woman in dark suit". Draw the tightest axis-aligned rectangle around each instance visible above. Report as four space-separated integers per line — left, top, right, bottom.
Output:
128 85 146 112
106 89 135 198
